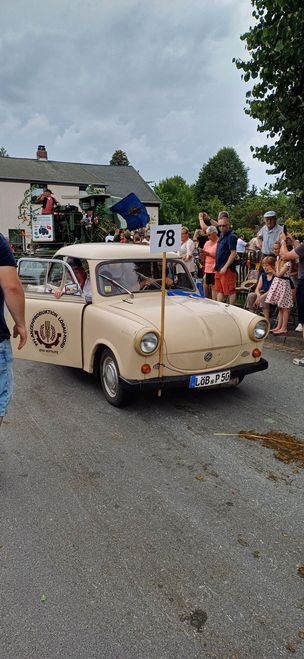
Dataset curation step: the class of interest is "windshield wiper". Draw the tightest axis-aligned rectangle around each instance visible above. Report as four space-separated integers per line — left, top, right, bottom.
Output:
98 273 134 298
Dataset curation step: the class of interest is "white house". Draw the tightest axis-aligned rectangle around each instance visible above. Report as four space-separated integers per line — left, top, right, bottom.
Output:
0 146 161 244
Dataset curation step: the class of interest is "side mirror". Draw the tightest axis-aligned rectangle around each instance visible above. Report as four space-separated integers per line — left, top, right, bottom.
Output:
64 283 81 295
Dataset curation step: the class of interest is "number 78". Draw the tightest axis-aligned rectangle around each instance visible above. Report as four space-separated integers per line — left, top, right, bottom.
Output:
156 229 175 248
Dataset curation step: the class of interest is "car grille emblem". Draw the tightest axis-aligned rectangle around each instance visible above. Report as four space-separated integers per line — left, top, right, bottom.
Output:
204 352 213 362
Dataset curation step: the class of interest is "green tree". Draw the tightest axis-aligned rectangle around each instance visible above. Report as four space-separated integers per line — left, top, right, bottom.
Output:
234 1 304 213
109 150 130 166
197 195 226 221
0 146 9 157
230 190 300 229
154 176 199 232
195 147 249 206
94 203 118 241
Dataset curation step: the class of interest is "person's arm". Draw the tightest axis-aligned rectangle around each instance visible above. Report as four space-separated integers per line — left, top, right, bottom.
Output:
256 228 263 250
277 260 290 277
280 233 300 261
219 250 237 273
198 213 208 231
53 289 64 299
203 243 216 258
184 240 194 261
220 235 237 274
254 276 264 304
0 267 27 349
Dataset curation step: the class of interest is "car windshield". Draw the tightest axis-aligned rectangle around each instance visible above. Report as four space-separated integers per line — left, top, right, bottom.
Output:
97 259 195 296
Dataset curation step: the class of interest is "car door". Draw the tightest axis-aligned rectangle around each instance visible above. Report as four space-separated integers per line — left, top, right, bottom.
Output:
8 258 85 368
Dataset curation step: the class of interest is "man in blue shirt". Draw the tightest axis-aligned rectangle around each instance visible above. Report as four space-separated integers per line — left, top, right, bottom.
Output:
214 212 237 304
0 234 27 425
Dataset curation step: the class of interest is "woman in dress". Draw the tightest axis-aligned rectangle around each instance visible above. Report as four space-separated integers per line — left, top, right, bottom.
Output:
266 243 293 335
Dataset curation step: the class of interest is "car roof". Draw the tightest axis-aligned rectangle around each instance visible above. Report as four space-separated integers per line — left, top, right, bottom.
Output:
54 243 178 261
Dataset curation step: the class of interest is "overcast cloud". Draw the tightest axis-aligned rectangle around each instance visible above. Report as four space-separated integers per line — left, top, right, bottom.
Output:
0 0 273 190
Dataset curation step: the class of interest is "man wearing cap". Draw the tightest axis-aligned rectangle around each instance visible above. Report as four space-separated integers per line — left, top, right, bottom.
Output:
38 189 59 215
257 211 283 257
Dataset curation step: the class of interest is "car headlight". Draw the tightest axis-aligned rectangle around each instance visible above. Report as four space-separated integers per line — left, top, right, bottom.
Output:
140 332 159 354
134 330 160 355
249 318 269 341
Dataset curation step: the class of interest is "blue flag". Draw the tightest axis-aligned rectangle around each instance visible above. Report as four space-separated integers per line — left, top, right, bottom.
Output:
110 193 149 230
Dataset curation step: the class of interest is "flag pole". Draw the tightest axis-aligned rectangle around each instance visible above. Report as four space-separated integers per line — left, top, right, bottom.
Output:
158 251 167 397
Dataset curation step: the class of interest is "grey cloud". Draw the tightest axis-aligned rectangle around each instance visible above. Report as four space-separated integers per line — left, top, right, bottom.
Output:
0 0 271 189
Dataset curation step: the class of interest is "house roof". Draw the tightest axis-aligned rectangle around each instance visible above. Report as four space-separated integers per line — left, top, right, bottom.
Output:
0 157 161 205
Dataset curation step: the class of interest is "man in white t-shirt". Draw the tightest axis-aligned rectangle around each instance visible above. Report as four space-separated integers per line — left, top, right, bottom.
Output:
236 234 247 275
236 235 247 255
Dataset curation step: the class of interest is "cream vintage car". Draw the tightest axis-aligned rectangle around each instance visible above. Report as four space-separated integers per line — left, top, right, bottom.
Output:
11 243 269 406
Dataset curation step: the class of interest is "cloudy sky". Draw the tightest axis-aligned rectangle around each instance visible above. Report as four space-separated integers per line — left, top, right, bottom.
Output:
0 0 273 190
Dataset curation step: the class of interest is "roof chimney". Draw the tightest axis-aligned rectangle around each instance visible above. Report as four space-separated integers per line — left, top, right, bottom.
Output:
36 145 48 160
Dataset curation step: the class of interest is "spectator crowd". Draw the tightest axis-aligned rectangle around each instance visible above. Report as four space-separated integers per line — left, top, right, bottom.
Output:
102 210 304 364
176 209 304 365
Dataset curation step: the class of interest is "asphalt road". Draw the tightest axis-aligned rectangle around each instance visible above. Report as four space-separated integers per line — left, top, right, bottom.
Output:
0 345 303 659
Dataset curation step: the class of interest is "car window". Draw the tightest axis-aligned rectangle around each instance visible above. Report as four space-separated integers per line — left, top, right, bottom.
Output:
18 259 80 295
96 259 195 296
18 260 48 288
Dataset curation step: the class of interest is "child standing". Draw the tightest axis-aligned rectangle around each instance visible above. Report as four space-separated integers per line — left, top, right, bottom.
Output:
266 246 293 335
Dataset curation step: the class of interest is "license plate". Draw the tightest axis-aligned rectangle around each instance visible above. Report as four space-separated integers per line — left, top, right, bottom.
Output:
189 370 231 389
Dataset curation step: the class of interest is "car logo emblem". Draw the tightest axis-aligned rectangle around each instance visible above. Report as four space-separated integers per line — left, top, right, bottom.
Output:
204 352 213 362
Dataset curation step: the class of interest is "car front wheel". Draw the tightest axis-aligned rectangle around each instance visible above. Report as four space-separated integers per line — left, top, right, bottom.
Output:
99 349 128 406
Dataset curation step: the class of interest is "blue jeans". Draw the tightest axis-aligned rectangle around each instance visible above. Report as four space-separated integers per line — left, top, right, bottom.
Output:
0 340 13 416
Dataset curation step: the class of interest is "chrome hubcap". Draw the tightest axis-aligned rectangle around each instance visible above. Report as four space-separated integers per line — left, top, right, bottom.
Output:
102 356 118 398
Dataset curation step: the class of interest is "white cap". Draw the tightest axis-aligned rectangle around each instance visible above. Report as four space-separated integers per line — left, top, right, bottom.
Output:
206 225 218 234
264 210 276 218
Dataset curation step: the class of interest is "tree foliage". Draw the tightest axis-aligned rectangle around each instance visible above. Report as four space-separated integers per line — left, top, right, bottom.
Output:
198 195 226 221
109 150 130 166
229 189 299 230
93 203 117 241
285 218 304 239
234 0 304 211
0 146 9 157
154 176 199 232
195 147 249 207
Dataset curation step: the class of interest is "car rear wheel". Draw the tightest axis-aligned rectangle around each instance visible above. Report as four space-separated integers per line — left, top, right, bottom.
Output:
99 349 128 406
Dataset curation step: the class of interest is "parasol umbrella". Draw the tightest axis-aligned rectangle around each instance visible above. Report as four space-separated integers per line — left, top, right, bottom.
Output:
110 193 149 231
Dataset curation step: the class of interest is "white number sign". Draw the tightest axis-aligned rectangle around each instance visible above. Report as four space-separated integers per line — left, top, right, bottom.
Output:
150 224 181 253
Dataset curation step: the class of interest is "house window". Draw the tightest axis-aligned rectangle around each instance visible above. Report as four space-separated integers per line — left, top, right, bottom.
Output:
31 183 47 203
8 229 24 253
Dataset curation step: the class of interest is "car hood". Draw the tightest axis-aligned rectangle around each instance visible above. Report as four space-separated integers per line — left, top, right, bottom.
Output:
109 295 243 370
